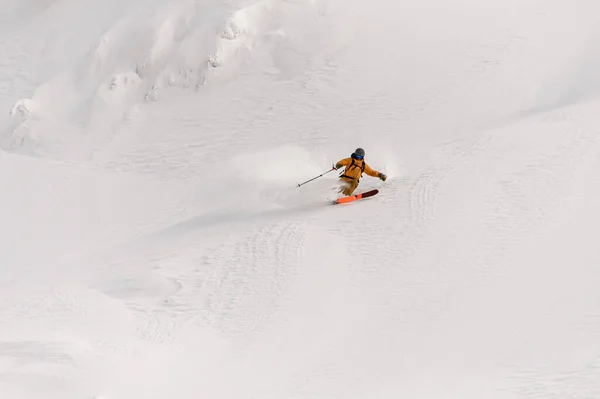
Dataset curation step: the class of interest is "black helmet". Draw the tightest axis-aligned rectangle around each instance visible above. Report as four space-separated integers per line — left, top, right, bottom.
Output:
352 148 365 159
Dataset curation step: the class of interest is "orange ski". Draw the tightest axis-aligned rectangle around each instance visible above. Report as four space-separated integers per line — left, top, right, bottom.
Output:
334 189 379 204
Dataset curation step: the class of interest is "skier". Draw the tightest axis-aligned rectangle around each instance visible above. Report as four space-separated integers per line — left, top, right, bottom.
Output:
334 148 387 196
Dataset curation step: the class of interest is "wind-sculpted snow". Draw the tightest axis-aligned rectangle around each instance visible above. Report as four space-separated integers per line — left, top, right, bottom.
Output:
1 1 600 398
1 0 284 157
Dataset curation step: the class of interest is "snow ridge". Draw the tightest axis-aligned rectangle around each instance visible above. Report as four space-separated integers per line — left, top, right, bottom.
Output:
2 0 277 157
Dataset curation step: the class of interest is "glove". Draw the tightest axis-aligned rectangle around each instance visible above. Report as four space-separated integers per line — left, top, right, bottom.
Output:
379 173 387 181
334 163 343 170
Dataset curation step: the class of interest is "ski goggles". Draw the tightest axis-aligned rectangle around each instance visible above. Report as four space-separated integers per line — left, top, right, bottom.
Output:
354 154 364 160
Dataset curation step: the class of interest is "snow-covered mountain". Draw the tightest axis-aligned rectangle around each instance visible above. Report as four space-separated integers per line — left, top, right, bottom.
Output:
1 1 600 398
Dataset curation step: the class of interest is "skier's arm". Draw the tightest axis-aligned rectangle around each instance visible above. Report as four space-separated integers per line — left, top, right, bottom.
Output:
334 158 351 170
365 163 387 181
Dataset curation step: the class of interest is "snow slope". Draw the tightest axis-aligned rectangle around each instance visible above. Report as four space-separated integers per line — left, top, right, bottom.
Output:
1 0 600 398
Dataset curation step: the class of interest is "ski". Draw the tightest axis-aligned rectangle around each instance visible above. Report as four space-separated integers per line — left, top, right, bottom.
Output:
332 189 379 204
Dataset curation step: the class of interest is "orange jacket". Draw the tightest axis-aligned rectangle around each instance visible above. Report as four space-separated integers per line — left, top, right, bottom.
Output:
335 157 380 181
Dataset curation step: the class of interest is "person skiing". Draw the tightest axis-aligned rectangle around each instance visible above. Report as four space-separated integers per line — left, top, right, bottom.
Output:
334 148 387 196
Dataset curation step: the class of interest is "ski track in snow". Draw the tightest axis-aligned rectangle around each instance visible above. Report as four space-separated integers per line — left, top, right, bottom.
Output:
199 221 305 336
1 0 600 398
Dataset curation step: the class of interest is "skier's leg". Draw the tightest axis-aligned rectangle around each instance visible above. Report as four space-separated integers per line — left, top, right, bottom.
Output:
342 179 359 195
338 178 350 194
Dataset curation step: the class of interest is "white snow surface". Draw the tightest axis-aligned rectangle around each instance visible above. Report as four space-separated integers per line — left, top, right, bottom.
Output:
1 0 600 398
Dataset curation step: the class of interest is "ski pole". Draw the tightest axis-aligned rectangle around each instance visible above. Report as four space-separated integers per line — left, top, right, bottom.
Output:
297 166 336 188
